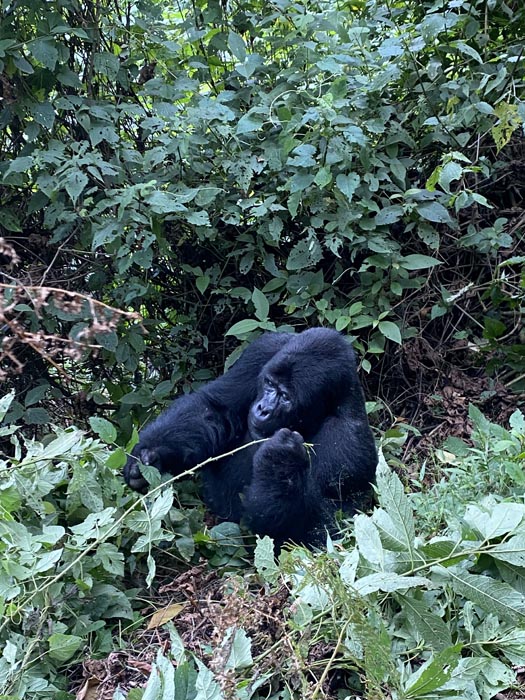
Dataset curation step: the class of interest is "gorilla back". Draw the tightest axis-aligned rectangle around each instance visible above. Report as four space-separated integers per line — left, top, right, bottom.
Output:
124 328 377 547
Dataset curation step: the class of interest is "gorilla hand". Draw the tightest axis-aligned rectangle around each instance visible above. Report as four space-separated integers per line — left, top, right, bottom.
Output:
123 447 163 492
253 428 309 486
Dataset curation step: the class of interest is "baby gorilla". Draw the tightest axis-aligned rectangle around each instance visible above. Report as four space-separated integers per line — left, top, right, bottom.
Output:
124 328 377 546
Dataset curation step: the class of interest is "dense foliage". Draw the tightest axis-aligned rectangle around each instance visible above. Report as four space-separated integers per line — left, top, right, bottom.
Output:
1 0 524 432
1 0 525 697
1 393 525 698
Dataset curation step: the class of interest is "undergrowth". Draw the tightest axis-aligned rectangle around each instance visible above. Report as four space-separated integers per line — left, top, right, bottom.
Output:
1 390 525 699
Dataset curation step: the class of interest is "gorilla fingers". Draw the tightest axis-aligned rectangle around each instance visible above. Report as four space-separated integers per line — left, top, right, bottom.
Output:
123 447 162 492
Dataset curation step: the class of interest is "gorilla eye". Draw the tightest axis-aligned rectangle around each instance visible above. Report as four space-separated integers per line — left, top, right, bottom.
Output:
280 390 290 402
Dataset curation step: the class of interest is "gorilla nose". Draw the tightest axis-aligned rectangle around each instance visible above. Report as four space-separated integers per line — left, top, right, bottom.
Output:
256 403 271 419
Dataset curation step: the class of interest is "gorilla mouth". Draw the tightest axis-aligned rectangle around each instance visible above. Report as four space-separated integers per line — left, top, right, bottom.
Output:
248 414 275 440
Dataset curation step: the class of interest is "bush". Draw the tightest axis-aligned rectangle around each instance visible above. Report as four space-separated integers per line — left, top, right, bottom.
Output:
1 0 524 430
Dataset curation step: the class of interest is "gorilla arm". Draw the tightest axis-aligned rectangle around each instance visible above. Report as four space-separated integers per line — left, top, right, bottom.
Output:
124 332 292 492
242 428 326 546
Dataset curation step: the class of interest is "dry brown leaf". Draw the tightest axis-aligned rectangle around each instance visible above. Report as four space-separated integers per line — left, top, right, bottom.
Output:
146 603 186 630
127 658 153 674
76 677 100 700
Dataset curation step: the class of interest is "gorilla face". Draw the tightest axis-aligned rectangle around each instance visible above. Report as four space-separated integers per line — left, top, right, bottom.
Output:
248 373 294 438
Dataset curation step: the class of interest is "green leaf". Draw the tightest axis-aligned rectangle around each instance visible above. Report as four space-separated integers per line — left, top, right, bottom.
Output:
143 651 175 700
336 173 360 202
417 201 454 225
452 40 482 63
441 568 525 624
254 536 280 584
225 628 253 670
106 447 127 469
225 319 261 336
0 391 15 422
439 161 463 192
378 321 402 344
150 489 174 520
236 112 264 134
4 156 33 177
31 101 55 129
96 330 118 351
236 54 264 79
196 275 210 294
186 210 210 226
24 407 50 424
89 416 117 443
65 170 88 206
401 254 442 270
93 51 120 80
34 548 63 573
378 38 403 57
510 409 525 434
375 457 415 556
228 31 246 62
286 236 322 271
404 644 462 698
48 633 83 662
195 659 223 700
314 167 332 188
398 594 452 651
464 503 525 539
37 431 83 459
375 205 404 226
252 288 269 321
353 572 431 595
354 514 383 567
24 385 48 407
14 55 34 73
489 535 525 567
147 191 188 214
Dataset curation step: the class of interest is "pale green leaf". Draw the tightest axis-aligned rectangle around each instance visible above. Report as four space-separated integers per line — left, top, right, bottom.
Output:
375 457 415 555
417 201 454 225
254 536 280 584
225 628 253 670
336 173 360 202
252 288 269 321
404 644 462 698
442 568 525 623
228 31 246 61
375 205 404 226
398 594 452 651
353 572 431 595
439 161 463 192
48 633 83 662
195 659 223 700
354 514 384 567
401 254 442 270
65 170 88 205
490 535 525 567
225 319 261 336
196 275 210 294
0 391 15 422
89 416 117 443
378 321 402 344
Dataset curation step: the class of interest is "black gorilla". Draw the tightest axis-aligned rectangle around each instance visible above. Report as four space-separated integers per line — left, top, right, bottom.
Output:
124 328 377 546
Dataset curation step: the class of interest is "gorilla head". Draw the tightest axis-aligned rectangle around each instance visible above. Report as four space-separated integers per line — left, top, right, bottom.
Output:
248 328 357 439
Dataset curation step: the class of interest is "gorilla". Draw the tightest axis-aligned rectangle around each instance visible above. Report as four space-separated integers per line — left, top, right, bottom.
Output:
124 328 377 546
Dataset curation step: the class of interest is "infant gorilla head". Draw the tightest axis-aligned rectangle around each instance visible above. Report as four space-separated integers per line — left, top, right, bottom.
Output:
123 327 377 546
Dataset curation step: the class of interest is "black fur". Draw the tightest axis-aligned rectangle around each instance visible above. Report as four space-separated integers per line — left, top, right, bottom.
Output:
124 328 377 546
